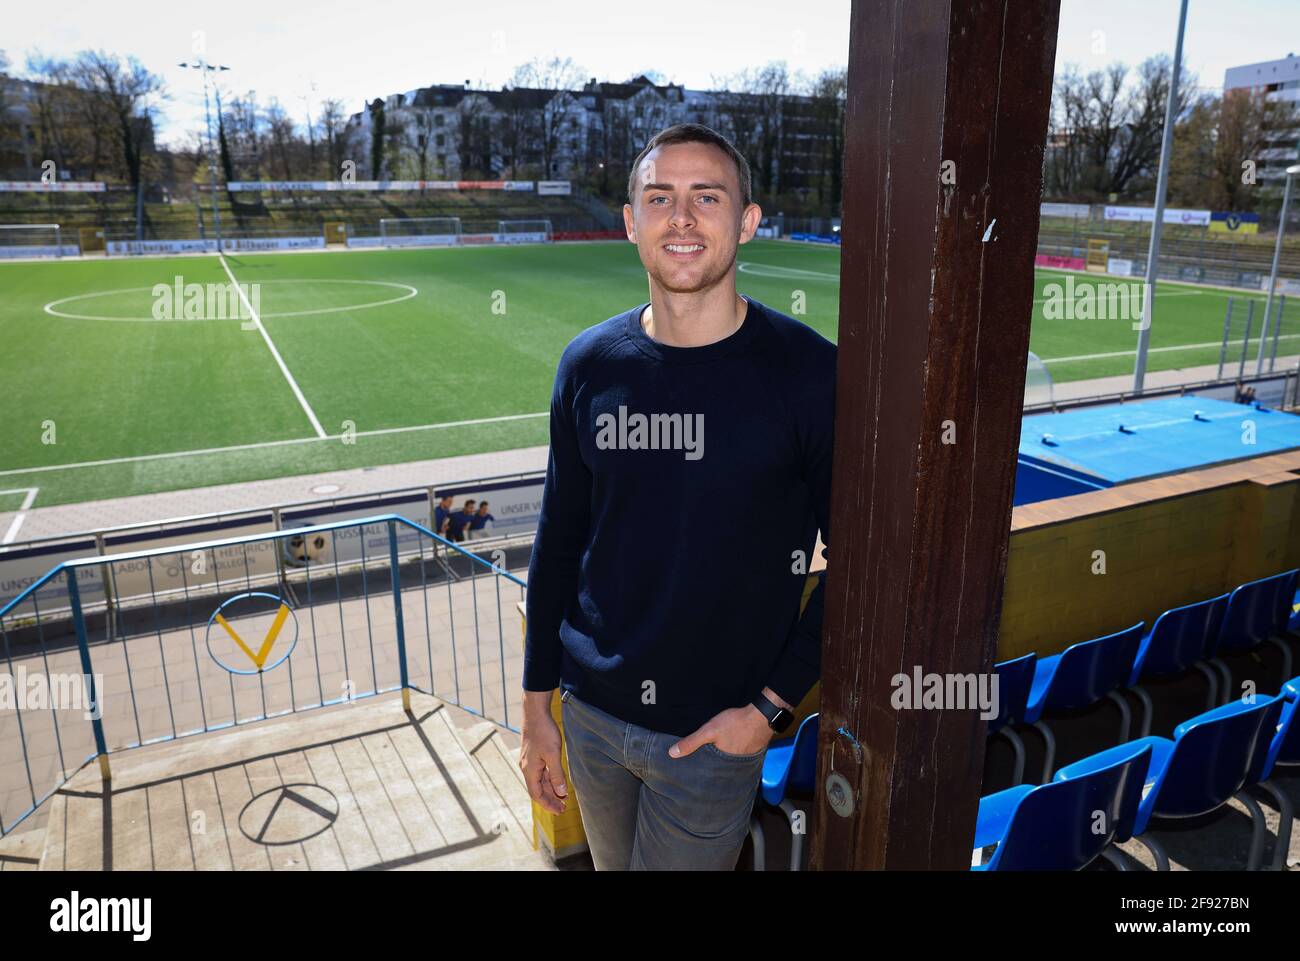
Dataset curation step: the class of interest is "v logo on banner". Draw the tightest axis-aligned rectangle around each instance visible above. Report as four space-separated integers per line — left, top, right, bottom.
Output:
214 604 291 669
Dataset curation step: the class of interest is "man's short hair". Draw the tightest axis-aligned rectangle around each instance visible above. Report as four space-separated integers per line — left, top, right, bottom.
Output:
627 122 753 209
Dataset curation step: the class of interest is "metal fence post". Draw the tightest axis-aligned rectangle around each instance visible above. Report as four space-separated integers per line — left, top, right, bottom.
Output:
425 485 441 563
271 507 289 596
95 530 116 645
1269 293 1286 373
1256 286 1274 374
1218 298 1233 380
388 520 410 711
1240 300 1255 380
67 568 110 781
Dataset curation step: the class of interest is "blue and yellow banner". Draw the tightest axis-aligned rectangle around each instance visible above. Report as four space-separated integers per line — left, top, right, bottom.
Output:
1209 211 1260 234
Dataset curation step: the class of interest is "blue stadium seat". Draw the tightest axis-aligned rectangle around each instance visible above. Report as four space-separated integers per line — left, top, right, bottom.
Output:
1269 677 1300 769
1054 694 1285 870
748 713 818 871
1250 676 1299 870
989 653 1036 786
1127 594 1228 736
1023 623 1145 783
971 742 1151 871
1208 569 1299 702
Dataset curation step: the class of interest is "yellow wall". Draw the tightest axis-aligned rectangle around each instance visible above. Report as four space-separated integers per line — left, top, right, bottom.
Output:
998 466 1300 660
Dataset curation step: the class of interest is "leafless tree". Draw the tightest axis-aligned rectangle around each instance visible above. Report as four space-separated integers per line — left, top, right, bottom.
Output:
70 50 165 194
319 97 347 178
265 99 297 179
1047 55 1196 201
511 56 586 177
457 94 493 178
807 66 846 212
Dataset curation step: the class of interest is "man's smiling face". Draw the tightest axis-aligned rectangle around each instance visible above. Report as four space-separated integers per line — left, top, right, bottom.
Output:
623 140 761 295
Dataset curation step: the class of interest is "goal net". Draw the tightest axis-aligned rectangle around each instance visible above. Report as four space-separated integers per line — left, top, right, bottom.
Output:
497 220 553 244
378 217 462 247
0 223 65 259
1024 351 1055 407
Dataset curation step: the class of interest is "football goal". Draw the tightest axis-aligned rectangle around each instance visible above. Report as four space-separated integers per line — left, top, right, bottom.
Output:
378 217 462 247
497 220 553 244
0 223 65 259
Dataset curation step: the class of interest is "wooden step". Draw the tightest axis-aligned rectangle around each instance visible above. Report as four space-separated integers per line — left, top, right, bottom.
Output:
36 691 551 871
448 718 532 836
0 827 45 871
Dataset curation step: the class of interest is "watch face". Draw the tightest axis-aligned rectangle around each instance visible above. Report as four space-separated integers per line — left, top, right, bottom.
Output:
772 709 795 734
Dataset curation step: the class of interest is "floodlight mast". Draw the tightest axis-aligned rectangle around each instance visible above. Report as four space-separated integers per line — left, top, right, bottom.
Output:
1132 0 1188 394
179 58 231 248
1260 163 1300 373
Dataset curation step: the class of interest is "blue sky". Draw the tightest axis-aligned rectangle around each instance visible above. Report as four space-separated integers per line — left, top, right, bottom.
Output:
5 0 1298 146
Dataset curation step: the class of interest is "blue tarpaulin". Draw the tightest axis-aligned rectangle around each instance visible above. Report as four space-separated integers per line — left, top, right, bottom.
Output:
1014 396 1300 505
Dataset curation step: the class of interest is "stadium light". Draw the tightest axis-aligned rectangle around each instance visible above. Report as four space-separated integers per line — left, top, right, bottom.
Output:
1260 163 1300 374
1132 0 1189 394
179 59 232 248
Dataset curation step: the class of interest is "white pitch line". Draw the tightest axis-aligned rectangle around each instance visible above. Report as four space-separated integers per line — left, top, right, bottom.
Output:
1043 332 1300 364
0 412 548 478
1 487 38 544
737 261 840 281
219 253 327 438
1031 288 1204 306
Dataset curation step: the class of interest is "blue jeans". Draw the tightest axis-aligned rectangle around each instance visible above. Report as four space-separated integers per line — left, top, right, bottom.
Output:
560 689 767 870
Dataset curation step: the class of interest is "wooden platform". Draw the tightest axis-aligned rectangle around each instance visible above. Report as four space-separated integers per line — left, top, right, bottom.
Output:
27 691 552 871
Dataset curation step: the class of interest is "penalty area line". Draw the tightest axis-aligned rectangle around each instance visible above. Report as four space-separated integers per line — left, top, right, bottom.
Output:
0 412 548 479
0 487 39 544
1042 331 1300 364
219 252 327 438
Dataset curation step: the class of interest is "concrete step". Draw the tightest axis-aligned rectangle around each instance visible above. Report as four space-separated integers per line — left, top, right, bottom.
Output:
0 827 46 871
36 691 552 871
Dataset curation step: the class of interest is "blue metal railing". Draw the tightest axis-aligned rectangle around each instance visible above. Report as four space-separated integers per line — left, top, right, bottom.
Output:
0 513 526 838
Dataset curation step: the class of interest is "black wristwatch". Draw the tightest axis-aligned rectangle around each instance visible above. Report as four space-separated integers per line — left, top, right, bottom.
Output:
751 692 795 734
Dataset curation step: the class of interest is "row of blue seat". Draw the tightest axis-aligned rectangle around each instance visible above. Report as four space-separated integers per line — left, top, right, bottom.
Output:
973 678 1298 870
990 567 1300 785
975 567 1300 870
747 568 1300 870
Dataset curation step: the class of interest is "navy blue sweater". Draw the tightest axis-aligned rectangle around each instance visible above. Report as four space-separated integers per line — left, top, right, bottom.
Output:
523 295 835 737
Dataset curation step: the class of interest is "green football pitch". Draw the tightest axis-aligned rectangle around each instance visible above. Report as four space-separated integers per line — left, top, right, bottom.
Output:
0 238 1290 511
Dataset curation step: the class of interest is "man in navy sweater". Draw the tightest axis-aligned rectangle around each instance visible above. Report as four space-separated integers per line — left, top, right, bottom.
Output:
521 122 835 870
